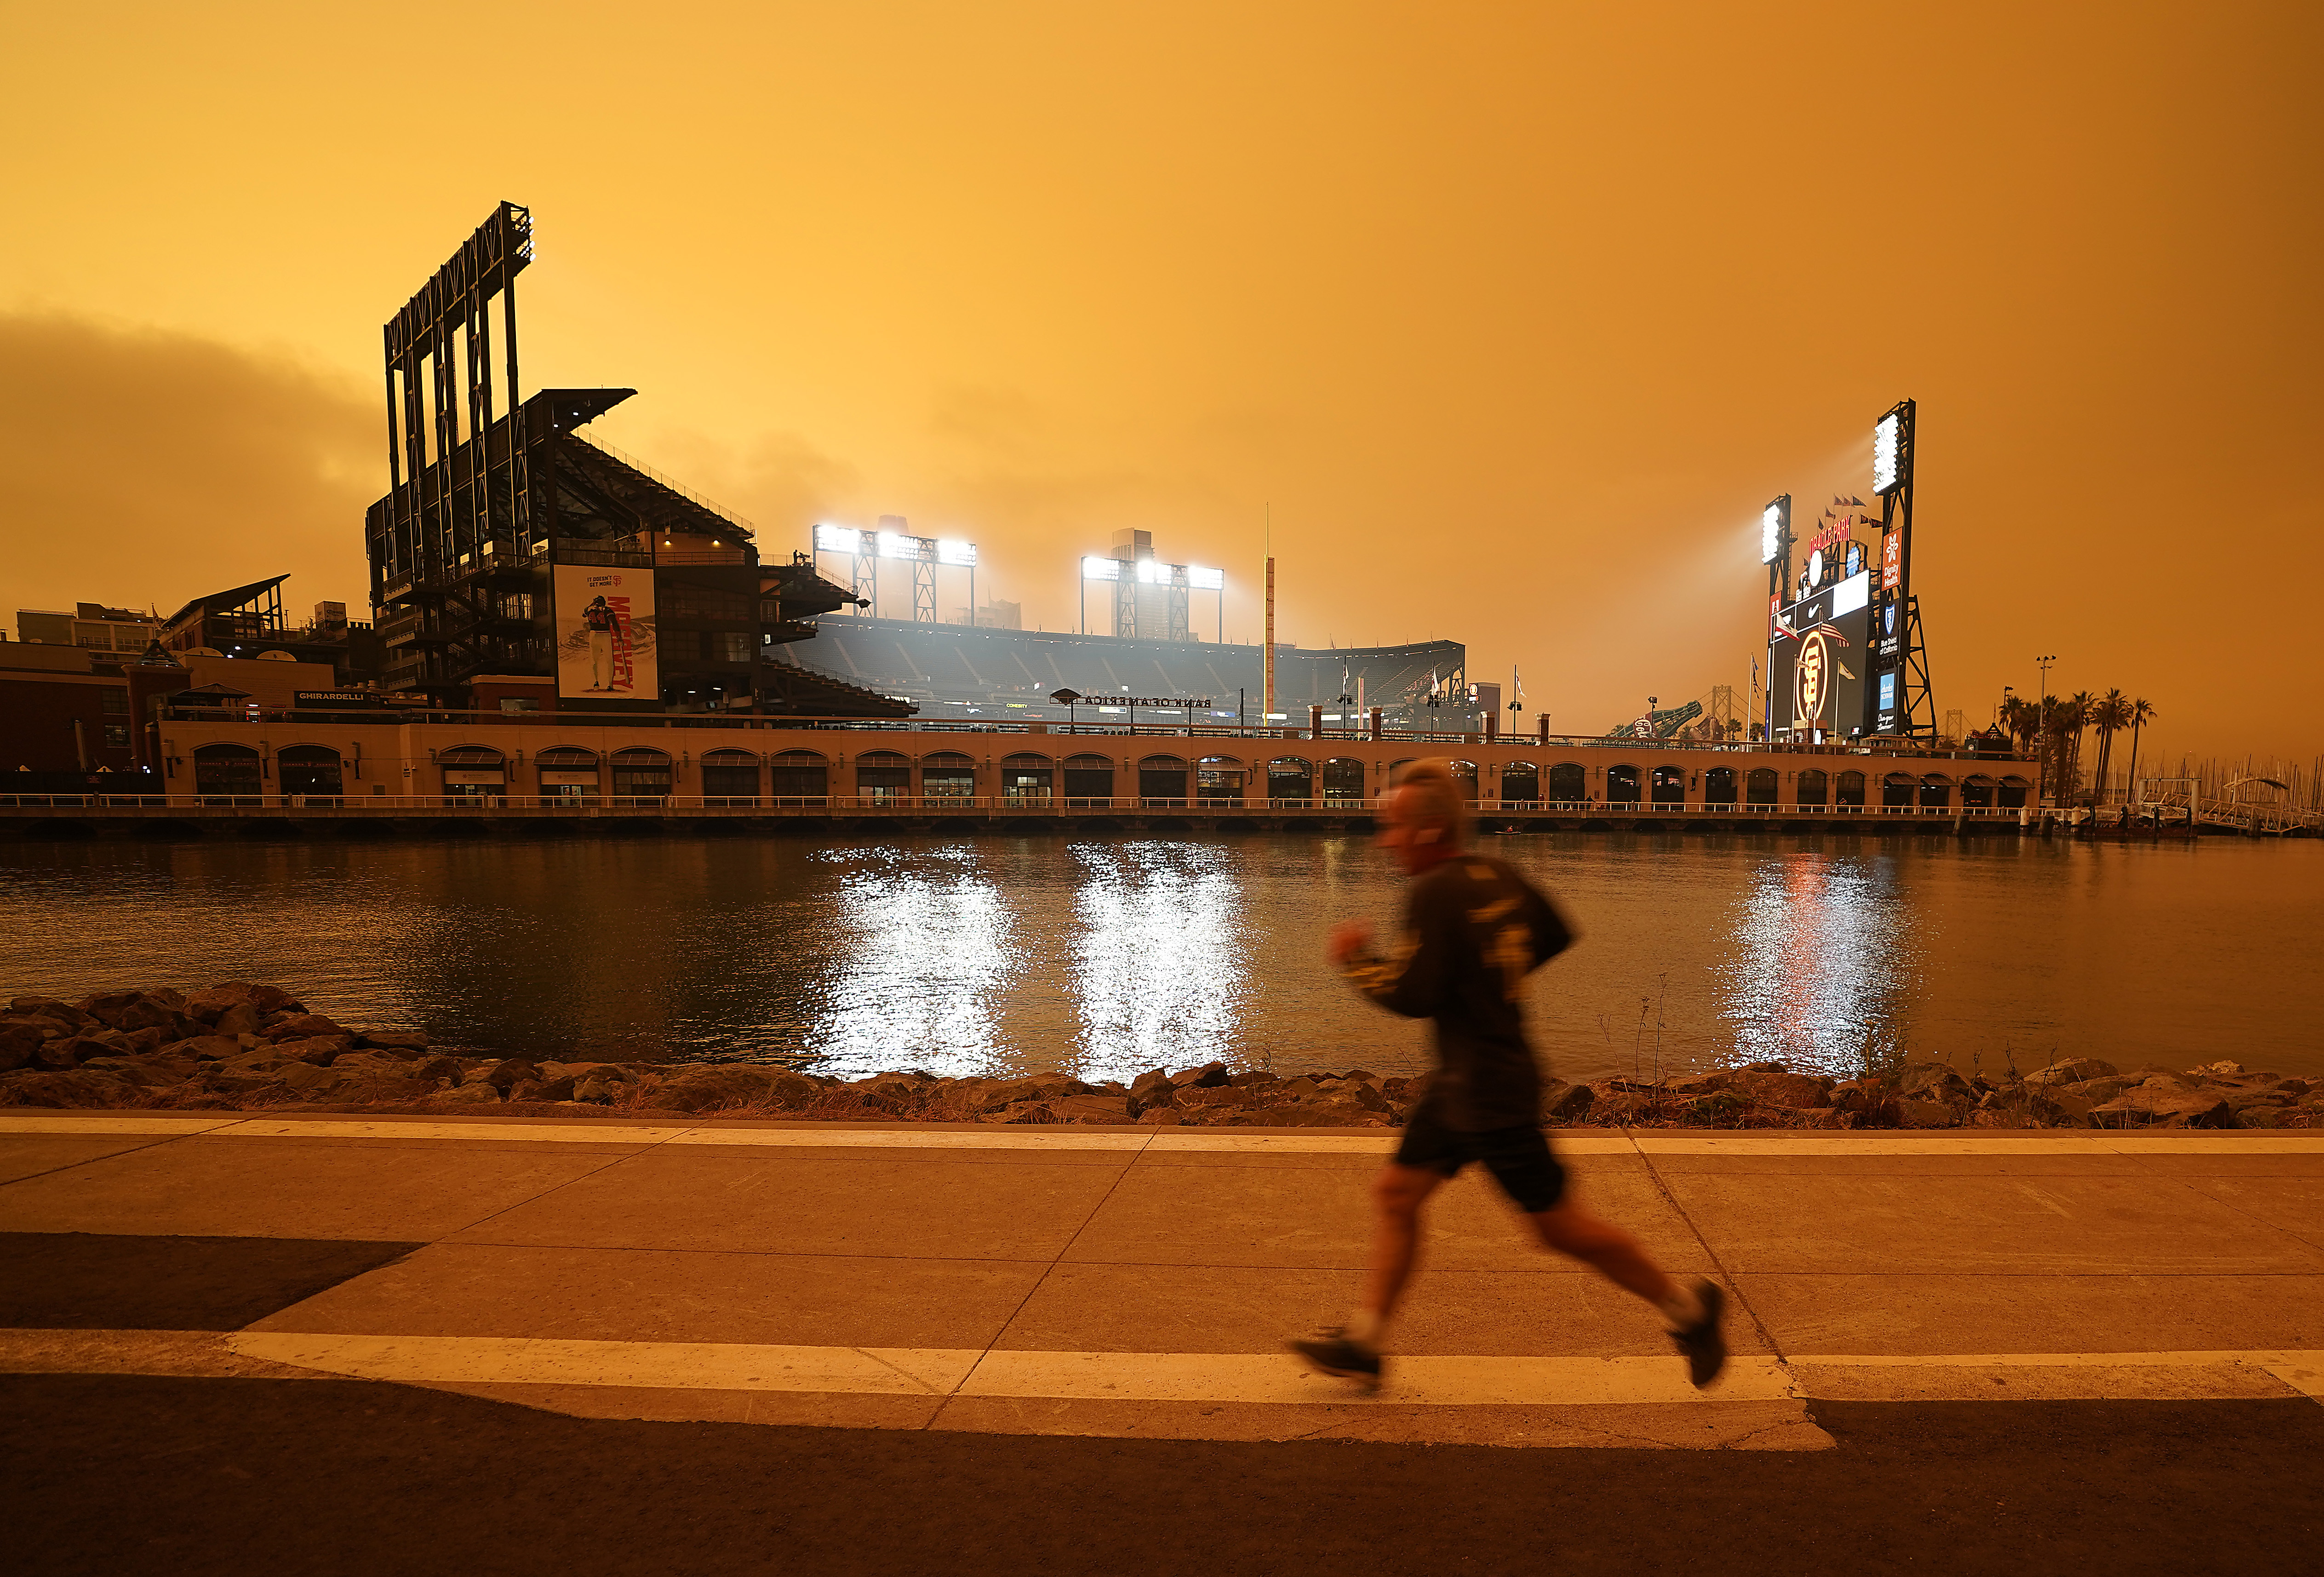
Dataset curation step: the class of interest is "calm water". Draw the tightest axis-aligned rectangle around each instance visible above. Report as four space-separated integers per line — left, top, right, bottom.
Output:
2 833 2318 1084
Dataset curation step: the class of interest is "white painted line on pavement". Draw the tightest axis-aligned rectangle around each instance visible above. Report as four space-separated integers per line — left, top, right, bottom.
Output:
1633 1134 2324 1156
664 1128 1151 1152
0 1115 241 1136
225 1333 985 1395
211 1120 686 1146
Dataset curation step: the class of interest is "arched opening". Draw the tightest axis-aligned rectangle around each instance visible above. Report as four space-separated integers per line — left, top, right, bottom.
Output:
1499 760 1539 803
1139 754 1189 804
1882 772 1918 809
1795 768 1828 807
1961 773 1996 809
1703 766 1738 806
1650 765 1686 805
193 743 262 802
1197 755 1246 805
1919 773 1952 810
611 747 673 803
1322 757 1367 804
856 750 911 803
441 744 508 801
1746 767 1779 807
701 748 759 805
1607 764 1641 803
770 750 828 802
1001 752 1053 803
1268 757 1314 804
1447 760 1479 803
1062 753 1114 803
1997 774 2031 810
1547 763 1586 804
1835 769 1867 808
922 751 977 800
536 746 597 801
278 744 343 798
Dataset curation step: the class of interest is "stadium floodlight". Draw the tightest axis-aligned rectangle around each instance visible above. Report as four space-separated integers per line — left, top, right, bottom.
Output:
876 530 909 560
1873 407 1909 495
937 539 977 567
1760 495 1789 565
1081 556 1121 581
1136 558 1167 584
814 523 860 553
1187 565 1224 590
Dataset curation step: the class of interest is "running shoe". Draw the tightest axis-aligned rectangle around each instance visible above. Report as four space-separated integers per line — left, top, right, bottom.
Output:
1671 1279 1728 1388
1289 1327 1383 1391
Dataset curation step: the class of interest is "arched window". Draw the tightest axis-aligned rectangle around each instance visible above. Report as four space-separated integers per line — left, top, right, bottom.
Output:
1500 760 1539 803
611 746 673 801
1746 767 1779 806
537 745 597 800
1607 764 1642 803
1795 768 1828 807
1547 763 1586 804
1001 752 1053 803
441 744 508 800
1447 761 1479 802
1268 757 1315 803
1835 769 1867 808
769 750 828 801
922 751 977 800
1322 757 1367 804
1919 773 1952 810
1997 774 2031 810
193 742 261 801
702 748 759 804
1882 772 1918 809
1138 754 1189 803
1961 774 1996 809
278 744 343 798
856 750 911 802
1197 755 1246 805
1704 766 1739 806
1062 753 1113 802
1651 765 1686 805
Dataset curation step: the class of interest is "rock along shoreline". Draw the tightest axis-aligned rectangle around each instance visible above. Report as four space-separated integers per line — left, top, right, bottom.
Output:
2 983 2316 1132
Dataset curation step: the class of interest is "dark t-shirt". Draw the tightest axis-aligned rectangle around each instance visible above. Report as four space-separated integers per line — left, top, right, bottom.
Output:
1340 854 1574 1131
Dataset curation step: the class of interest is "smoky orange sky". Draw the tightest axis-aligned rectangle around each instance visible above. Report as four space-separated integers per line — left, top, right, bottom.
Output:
4 2 2318 765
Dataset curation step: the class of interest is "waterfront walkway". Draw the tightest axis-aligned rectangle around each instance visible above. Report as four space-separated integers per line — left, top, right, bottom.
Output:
6 1113 2320 1572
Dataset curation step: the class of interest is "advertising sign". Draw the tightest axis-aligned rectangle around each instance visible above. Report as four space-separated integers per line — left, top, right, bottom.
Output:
1880 529 1902 593
553 565 657 701
1768 571 1871 741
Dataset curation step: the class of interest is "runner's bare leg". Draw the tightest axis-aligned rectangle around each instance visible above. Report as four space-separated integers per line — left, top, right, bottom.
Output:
1360 1164 1444 1330
1527 1201 1676 1303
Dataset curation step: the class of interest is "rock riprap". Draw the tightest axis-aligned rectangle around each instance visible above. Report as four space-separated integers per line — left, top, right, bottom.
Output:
1 986 2315 1130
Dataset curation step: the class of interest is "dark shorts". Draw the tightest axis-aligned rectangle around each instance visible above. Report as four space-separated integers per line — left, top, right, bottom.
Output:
1393 1104 1568 1213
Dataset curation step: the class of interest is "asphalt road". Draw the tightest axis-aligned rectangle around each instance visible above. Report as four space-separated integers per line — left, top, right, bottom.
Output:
8 1374 2321 1576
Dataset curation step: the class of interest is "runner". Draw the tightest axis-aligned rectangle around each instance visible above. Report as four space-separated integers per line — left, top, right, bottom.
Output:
1290 758 1729 1391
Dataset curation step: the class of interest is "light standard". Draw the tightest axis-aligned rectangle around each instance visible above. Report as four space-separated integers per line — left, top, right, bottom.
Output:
2033 656 2057 809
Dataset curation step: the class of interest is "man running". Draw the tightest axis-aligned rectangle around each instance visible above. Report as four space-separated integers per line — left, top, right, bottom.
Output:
1291 759 1728 1391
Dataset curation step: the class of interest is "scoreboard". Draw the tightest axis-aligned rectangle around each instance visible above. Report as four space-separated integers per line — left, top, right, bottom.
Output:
1768 570 1872 741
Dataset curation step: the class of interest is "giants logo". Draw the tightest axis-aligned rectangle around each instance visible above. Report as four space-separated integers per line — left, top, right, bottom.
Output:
1795 628 1830 727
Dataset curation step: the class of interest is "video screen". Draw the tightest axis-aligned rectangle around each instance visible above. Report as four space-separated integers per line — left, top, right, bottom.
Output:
1769 571 1871 740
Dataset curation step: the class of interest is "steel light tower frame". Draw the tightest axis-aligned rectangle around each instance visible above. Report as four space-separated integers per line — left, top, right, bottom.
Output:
1869 399 1935 738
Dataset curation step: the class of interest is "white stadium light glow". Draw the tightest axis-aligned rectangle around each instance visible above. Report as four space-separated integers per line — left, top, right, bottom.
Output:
876 531 911 560
1760 504 1781 565
814 523 860 553
937 539 977 567
1082 556 1121 581
1874 413 1903 494
1137 559 1167 584
1188 565 1224 590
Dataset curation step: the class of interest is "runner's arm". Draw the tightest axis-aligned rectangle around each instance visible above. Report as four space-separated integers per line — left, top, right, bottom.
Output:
1524 883 1575 973
1340 886 1451 1017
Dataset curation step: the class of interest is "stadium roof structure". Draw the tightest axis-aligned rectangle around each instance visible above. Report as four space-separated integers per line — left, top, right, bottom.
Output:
771 617 1466 724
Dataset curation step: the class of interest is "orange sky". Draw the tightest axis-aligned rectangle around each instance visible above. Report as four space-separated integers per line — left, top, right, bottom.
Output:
4 2 2317 764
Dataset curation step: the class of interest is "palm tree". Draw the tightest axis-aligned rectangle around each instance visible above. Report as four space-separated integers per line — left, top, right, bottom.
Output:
2123 697 2157 805
2001 695 2040 758
2061 691 2096 802
2089 689 2132 803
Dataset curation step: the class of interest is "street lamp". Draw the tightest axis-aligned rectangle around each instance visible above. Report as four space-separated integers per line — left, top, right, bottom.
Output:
2033 657 2057 809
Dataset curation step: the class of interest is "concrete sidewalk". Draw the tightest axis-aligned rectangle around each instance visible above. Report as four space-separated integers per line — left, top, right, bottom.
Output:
3 1114 2320 1450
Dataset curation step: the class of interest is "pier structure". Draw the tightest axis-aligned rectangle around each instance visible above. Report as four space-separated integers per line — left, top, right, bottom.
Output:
0 711 2038 837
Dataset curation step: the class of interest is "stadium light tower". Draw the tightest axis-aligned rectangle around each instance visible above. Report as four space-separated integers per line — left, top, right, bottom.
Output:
1759 495 1790 743
814 520 977 623
1869 400 1930 738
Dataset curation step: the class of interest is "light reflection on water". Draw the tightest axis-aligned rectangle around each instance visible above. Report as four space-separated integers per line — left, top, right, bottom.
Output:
1719 853 1909 1073
0 834 2317 1083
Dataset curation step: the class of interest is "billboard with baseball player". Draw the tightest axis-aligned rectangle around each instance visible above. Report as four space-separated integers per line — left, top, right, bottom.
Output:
553 565 658 702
